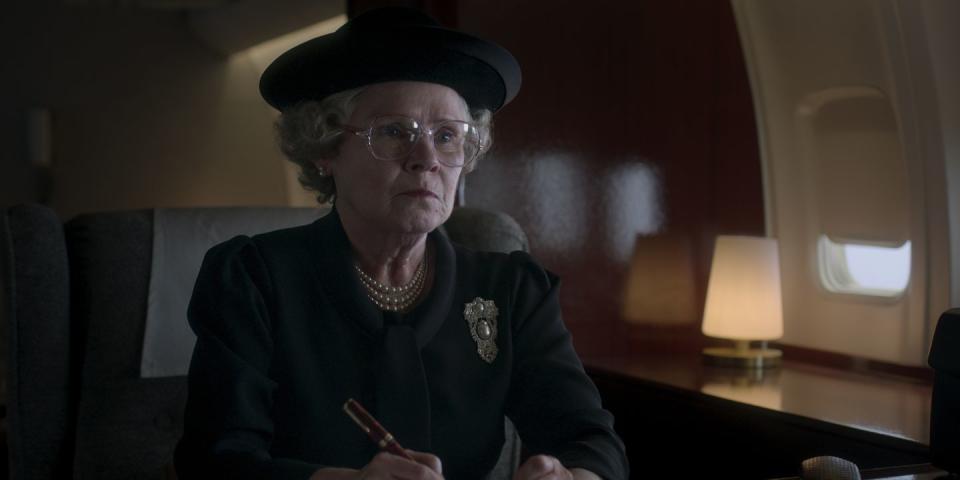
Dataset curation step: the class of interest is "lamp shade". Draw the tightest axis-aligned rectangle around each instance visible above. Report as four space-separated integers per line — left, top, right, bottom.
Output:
702 236 783 340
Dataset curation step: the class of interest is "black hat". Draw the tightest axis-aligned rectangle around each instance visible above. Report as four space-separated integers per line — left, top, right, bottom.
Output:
259 7 522 113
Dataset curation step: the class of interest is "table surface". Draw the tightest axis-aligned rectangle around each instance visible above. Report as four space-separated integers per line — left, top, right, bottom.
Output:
584 352 933 445
772 462 946 479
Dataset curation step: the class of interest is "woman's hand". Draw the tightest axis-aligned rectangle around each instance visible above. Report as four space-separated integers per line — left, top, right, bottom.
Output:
513 455 601 480
309 450 443 480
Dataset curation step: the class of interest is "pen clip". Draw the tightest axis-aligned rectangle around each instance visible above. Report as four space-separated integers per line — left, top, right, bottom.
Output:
343 399 372 434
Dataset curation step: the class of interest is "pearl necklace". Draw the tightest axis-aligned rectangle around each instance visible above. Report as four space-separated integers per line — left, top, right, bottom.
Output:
354 256 427 312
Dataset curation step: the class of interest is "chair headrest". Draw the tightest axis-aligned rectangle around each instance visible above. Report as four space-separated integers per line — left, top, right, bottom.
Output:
929 308 960 374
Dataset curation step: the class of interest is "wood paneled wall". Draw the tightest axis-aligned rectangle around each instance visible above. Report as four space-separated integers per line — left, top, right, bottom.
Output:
351 0 766 357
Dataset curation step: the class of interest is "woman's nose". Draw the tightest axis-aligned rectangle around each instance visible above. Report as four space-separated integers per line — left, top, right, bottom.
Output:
403 133 441 172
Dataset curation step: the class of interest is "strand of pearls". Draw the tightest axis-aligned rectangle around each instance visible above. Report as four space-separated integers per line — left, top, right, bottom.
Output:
355 255 427 312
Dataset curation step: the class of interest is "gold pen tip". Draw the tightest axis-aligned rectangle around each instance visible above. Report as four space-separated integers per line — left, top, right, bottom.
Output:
343 398 371 433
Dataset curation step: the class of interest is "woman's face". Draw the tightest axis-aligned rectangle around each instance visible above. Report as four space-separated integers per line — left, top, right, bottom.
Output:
319 81 468 236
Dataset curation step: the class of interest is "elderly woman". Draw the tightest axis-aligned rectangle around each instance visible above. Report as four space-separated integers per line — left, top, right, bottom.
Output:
175 7 627 480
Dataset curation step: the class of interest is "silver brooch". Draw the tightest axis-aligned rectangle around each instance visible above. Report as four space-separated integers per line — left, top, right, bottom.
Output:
464 297 499 363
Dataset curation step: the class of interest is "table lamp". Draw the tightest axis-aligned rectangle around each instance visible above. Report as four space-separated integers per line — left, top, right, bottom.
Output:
702 235 783 368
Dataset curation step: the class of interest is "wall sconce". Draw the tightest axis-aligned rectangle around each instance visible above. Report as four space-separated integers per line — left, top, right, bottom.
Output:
622 233 697 326
702 235 783 368
26 107 54 204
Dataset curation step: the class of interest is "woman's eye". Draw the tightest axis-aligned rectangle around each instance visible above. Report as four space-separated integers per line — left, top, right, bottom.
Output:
377 124 406 138
435 129 459 144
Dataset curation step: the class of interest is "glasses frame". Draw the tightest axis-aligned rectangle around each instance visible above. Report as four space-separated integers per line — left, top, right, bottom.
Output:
341 115 483 168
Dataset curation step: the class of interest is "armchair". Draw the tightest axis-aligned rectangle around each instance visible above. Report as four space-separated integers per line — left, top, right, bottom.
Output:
929 308 960 474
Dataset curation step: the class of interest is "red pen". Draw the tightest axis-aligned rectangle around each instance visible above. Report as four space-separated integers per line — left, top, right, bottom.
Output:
343 398 416 461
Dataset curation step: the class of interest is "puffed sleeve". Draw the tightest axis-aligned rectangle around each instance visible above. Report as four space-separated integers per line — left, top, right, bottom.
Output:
504 251 629 480
174 236 321 479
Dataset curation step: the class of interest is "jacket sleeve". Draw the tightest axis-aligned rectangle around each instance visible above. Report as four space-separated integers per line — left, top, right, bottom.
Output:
504 251 629 480
174 236 321 480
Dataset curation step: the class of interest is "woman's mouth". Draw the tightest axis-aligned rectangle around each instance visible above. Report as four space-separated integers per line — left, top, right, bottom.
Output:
399 189 438 199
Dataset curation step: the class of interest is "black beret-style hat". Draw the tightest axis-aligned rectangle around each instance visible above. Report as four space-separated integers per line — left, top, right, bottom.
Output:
259 7 522 113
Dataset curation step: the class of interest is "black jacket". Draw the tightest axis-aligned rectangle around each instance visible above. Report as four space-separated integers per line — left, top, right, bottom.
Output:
175 210 628 479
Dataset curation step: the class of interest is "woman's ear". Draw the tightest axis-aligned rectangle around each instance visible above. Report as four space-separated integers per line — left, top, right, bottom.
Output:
313 158 333 177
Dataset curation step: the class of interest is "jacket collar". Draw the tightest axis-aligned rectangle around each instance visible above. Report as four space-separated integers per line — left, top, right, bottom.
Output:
309 208 455 348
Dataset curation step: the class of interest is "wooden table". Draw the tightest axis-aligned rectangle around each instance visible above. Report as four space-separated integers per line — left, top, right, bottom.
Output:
584 352 933 479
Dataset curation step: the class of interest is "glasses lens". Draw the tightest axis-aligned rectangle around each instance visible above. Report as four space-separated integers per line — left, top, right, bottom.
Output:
369 116 419 160
434 121 481 167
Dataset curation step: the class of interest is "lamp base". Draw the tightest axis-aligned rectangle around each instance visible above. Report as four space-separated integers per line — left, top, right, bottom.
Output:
703 341 782 369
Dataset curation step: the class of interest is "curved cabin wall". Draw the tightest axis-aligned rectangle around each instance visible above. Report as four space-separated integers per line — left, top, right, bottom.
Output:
733 0 960 365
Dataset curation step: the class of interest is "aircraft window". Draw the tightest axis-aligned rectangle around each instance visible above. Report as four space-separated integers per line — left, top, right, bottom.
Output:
817 235 911 297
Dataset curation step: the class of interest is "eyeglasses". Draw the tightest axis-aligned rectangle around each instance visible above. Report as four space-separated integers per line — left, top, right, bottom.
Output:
341 115 483 167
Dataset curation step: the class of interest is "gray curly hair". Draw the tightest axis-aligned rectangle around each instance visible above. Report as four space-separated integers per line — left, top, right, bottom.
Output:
275 87 493 205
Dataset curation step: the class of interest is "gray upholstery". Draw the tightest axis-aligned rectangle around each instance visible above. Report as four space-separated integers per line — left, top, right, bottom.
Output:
65 211 185 479
4 204 528 480
443 207 529 253
2 205 77 479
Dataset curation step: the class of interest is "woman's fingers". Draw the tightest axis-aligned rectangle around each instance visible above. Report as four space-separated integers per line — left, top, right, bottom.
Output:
513 455 573 480
405 450 443 476
359 451 444 479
